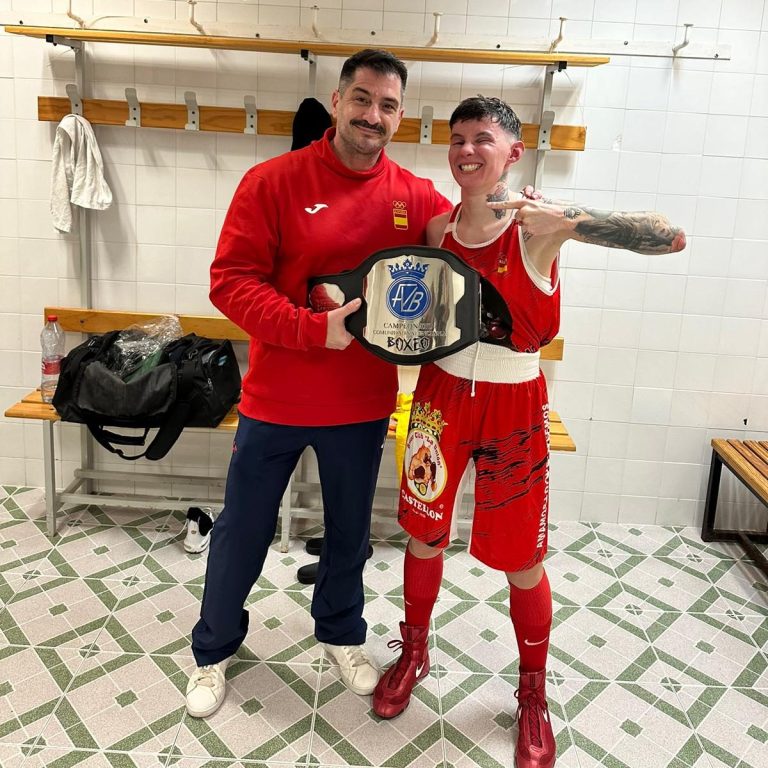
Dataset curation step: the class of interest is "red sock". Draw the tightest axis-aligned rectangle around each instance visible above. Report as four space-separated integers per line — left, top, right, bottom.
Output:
509 571 552 673
403 547 443 627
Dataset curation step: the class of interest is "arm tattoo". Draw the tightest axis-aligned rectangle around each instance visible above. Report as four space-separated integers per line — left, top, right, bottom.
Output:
563 207 582 220
487 172 511 220
572 206 684 254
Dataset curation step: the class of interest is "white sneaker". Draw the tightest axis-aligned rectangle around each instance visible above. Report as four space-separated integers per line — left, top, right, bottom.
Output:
321 642 379 695
185 657 230 717
184 507 213 553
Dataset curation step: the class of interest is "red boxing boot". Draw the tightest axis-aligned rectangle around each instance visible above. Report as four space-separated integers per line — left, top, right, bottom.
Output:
372 622 429 719
514 670 556 768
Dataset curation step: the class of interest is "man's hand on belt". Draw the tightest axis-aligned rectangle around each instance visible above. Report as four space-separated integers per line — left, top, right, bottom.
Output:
325 297 362 350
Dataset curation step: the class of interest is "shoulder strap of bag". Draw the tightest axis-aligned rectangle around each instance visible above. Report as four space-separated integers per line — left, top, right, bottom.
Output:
143 357 198 461
86 422 153 460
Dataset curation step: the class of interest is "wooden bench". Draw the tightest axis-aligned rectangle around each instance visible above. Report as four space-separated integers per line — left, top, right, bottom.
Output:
4 307 575 541
702 439 768 577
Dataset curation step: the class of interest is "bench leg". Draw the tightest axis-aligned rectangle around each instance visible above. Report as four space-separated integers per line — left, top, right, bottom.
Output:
279 472 292 553
701 449 722 542
42 420 58 538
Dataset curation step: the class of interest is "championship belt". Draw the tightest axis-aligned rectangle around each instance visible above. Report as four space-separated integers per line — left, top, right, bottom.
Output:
308 245 480 365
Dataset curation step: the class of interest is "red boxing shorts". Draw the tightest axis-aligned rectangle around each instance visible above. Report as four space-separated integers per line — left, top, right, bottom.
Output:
398 344 550 572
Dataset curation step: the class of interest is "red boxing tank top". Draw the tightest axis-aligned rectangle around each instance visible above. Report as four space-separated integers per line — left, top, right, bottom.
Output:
440 204 560 353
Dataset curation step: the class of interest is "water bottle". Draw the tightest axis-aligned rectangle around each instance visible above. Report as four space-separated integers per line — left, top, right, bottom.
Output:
40 315 64 403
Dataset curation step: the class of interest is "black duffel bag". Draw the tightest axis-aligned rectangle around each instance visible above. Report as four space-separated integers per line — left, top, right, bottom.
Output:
52 330 241 460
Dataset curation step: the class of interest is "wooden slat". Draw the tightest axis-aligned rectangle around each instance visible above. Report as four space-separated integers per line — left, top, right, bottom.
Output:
745 440 768 466
730 440 768 479
7 26 609 67
43 307 564 360
712 439 768 506
4 399 59 422
37 96 586 151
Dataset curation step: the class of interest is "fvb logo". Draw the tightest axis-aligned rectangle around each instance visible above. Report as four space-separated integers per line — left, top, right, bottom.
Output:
404 401 447 502
392 199 409 230
387 257 430 320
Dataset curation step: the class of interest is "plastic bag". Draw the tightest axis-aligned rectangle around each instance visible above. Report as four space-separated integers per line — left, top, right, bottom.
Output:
108 315 183 381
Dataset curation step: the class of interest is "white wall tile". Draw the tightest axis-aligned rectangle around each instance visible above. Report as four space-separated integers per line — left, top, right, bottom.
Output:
704 114 748 157
635 350 677 388
655 498 698 526
599 309 642 348
719 317 762 356
631 386 673 425
693 197 738 238
596 347 637 386
622 459 663 496
664 426 708 464
592 384 633 422
657 154 702 196
662 112 706 155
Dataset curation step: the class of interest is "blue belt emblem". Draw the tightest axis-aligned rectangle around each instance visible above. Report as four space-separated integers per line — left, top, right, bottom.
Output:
387 258 431 320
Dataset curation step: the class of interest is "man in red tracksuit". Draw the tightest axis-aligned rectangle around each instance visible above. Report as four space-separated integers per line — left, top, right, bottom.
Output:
185 49 451 718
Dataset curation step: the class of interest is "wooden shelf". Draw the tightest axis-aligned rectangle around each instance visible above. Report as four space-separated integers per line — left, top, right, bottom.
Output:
6 25 609 67
38 95 587 150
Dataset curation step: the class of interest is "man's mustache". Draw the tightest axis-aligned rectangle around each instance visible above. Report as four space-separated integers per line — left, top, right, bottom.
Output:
351 120 385 134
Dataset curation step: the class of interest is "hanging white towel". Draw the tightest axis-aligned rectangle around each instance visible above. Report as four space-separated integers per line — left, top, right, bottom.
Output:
50 113 113 233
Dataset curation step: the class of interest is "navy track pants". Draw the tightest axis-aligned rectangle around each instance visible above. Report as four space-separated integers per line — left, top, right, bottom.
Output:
191 412 389 666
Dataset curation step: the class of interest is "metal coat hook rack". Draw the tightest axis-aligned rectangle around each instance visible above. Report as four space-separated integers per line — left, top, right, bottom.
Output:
188 0 205 35
65 83 82 115
672 23 694 56
427 13 442 47
243 96 257 134
549 17 566 53
184 91 199 130
124 87 141 127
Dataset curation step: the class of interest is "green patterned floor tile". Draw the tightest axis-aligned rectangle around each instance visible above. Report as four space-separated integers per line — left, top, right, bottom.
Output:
546 549 624 609
311 665 441 767
1 508 765 768
610 554 717 613
676 685 768 768
0 573 125 650
548 521 602 553
704 559 768 611
678 530 750 562
432 599 512 676
0 519 55 575
548 606 658 682
593 524 691 559
173 661 317 763
561 679 707 767
0 742 28 768
29 523 164 582
0 644 88 747
75 506 178 531
636 610 766 688
439 549 509 604
35 651 189 753
21 747 167 767
90 581 203 656
239 589 323 665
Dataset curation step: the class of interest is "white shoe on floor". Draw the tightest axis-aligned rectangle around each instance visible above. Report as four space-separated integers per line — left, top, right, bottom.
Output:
184 506 213 553
321 642 379 695
185 657 230 717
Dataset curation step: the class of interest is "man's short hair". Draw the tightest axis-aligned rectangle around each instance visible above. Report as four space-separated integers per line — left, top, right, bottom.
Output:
449 96 521 140
339 49 408 96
